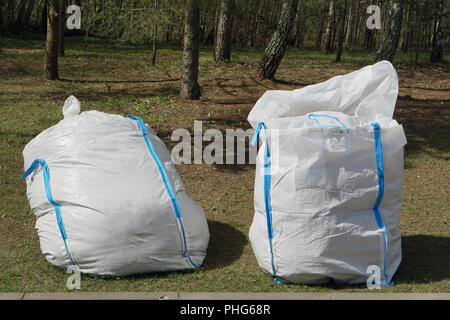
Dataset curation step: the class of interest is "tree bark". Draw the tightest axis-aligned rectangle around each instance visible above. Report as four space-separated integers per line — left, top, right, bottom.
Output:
401 0 410 53
344 0 353 47
430 0 444 63
315 7 326 49
294 0 306 49
352 0 361 45
58 0 65 57
13 0 27 33
335 0 347 62
249 0 260 47
322 0 335 54
180 0 200 100
255 0 299 80
151 0 158 66
374 0 404 63
44 0 59 80
23 0 37 32
214 0 233 61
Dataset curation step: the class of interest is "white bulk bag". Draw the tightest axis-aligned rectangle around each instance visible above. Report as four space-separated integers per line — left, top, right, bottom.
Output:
22 96 209 276
248 61 406 285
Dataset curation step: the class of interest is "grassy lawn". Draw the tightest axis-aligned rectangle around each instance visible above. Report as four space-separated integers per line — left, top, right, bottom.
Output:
0 35 449 293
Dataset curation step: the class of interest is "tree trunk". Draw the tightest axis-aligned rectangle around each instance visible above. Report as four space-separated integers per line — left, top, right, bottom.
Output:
374 0 404 63
151 38 157 66
329 11 337 53
58 0 65 57
364 28 375 49
352 0 361 46
151 0 158 66
214 0 233 61
255 0 299 80
23 0 37 32
44 0 59 80
430 0 444 63
294 0 306 49
180 0 200 100
165 9 174 42
41 0 48 34
344 0 353 47
13 0 27 33
401 0 410 53
249 0 260 47
322 0 335 54
315 8 326 49
335 0 347 62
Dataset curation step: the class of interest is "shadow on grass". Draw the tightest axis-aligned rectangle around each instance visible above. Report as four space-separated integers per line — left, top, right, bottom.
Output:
395 235 450 284
272 78 314 87
201 220 247 271
59 78 180 84
395 96 449 168
50 83 179 104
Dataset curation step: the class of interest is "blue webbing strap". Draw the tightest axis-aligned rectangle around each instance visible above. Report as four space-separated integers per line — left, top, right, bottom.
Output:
308 114 349 133
251 122 282 284
127 115 200 269
371 122 393 286
22 159 76 266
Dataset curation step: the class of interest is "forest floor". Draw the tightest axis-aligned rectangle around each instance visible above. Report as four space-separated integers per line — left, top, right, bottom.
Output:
0 35 449 293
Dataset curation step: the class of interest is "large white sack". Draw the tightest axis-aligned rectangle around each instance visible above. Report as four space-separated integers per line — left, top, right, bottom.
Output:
248 61 406 285
22 96 209 276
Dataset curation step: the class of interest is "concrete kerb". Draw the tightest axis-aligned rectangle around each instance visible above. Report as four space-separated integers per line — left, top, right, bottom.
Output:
0 292 449 300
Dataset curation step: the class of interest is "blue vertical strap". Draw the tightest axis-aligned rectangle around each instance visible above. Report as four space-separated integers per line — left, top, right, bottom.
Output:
308 113 351 155
251 122 282 284
127 115 200 269
22 159 76 266
371 122 394 286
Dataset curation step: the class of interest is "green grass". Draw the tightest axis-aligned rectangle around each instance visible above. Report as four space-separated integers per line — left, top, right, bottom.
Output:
0 35 449 293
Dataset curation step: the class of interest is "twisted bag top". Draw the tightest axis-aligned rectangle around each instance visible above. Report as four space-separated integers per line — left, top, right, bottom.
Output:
22 96 209 276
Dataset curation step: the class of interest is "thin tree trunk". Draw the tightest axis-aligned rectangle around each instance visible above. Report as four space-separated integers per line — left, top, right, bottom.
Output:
322 0 335 54
58 0 65 57
165 9 173 42
44 0 60 80
151 0 158 66
4 0 15 33
315 8 326 49
294 0 306 49
352 0 361 46
213 1 220 48
41 0 48 33
151 38 157 66
426 18 432 48
335 0 347 62
214 0 233 61
180 0 200 100
344 0 353 47
250 0 260 47
329 11 337 53
23 0 37 32
13 0 27 33
254 0 265 47
430 0 444 63
255 0 299 80
374 0 404 63
401 0 410 52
